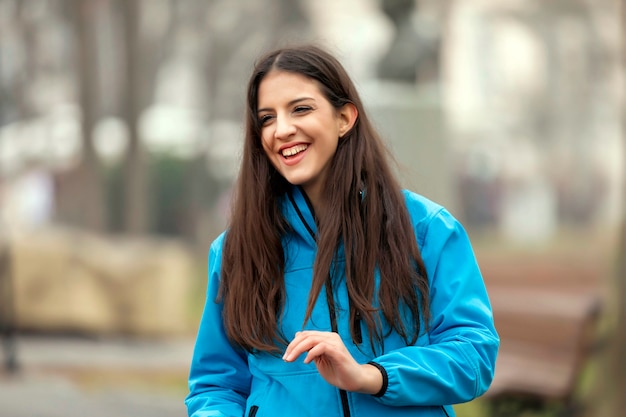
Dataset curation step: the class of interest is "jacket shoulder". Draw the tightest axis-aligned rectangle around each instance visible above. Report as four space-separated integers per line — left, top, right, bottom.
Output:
207 231 228 273
401 190 446 223
401 190 460 246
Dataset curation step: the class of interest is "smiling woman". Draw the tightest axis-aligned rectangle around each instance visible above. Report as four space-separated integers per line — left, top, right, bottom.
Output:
185 45 499 417
256 70 357 209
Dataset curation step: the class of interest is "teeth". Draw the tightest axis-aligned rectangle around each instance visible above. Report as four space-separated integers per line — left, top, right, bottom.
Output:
282 144 308 157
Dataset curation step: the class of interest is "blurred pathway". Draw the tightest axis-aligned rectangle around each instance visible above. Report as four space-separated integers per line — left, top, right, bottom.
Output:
0 335 195 417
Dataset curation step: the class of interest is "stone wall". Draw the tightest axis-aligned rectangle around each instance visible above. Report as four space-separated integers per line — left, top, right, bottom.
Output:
10 227 195 337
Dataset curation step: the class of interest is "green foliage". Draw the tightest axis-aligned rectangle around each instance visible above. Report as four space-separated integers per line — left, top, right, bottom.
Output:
149 153 192 236
103 152 225 238
103 160 125 233
454 400 489 417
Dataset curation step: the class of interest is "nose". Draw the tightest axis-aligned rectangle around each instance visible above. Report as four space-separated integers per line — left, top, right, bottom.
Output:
274 114 296 140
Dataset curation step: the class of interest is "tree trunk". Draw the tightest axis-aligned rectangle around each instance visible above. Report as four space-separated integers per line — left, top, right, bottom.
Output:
600 3 626 416
611 3 626 411
72 0 107 231
0 235 18 372
608 211 626 416
120 0 149 234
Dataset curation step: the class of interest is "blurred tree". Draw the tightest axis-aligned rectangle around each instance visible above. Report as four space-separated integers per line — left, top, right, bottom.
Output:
71 0 107 231
0 239 18 373
614 4 625 414
610 203 626 416
10 1 34 121
614 5 626 411
206 0 311 122
119 0 149 234
600 4 626 416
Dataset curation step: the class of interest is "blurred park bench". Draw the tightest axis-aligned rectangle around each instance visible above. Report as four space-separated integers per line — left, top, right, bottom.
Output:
484 286 603 417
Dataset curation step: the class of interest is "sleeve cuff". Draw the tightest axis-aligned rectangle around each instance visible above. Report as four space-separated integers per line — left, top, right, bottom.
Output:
367 361 388 398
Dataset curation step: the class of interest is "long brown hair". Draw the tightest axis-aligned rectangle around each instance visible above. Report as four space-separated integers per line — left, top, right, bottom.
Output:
219 45 430 354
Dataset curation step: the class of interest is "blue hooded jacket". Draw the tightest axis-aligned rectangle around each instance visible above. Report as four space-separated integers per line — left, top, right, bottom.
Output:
186 187 499 417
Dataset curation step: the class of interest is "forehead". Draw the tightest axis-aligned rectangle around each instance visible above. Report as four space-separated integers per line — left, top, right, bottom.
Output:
257 71 324 107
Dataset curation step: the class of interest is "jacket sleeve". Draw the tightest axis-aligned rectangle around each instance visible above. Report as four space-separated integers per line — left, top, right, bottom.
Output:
185 236 251 417
371 207 499 407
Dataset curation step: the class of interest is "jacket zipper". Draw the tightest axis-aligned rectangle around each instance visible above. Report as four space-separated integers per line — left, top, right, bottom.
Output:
248 405 259 417
291 190 449 416
291 190 352 417
351 302 362 345
326 282 352 417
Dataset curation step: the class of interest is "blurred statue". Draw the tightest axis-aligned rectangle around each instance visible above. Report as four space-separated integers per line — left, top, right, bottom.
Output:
377 0 440 83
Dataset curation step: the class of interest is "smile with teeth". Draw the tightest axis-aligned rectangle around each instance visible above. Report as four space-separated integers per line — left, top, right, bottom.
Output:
281 144 308 157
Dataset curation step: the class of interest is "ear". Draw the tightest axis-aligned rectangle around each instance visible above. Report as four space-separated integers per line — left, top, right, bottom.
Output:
338 103 358 138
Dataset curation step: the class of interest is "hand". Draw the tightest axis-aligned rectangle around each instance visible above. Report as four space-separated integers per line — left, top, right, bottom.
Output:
283 331 382 394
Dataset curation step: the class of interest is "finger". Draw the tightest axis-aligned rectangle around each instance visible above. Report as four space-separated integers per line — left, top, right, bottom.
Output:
303 342 332 364
302 341 326 364
283 333 321 362
304 335 348 364
284 331 335 362
282 331 302 360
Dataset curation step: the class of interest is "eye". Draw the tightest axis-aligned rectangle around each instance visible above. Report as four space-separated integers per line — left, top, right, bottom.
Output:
293 106 312 114
258 114 274 126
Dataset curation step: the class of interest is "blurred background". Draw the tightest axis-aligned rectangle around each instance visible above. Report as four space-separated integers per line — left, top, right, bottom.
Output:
0 0 623 416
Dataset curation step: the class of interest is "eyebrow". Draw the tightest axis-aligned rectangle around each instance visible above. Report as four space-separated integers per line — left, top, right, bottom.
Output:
257 97 314 113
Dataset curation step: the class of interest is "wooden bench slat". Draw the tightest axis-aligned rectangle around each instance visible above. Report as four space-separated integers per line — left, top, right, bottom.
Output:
488 288 600 320
485 287 602 407
486 342 577 399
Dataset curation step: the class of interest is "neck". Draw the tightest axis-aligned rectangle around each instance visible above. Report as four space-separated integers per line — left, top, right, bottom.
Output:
301 183 322 214
298 185 320 221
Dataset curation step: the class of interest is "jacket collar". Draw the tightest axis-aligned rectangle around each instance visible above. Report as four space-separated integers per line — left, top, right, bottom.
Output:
285 185 318 247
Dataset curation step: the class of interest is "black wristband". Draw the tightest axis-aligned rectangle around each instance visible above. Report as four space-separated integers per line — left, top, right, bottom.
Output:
367 361 388 398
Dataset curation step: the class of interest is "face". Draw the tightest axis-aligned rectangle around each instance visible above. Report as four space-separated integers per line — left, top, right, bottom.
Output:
257 70 356 208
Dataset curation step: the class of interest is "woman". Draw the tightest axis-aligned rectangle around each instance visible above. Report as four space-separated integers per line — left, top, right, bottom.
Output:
186 44 499 417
